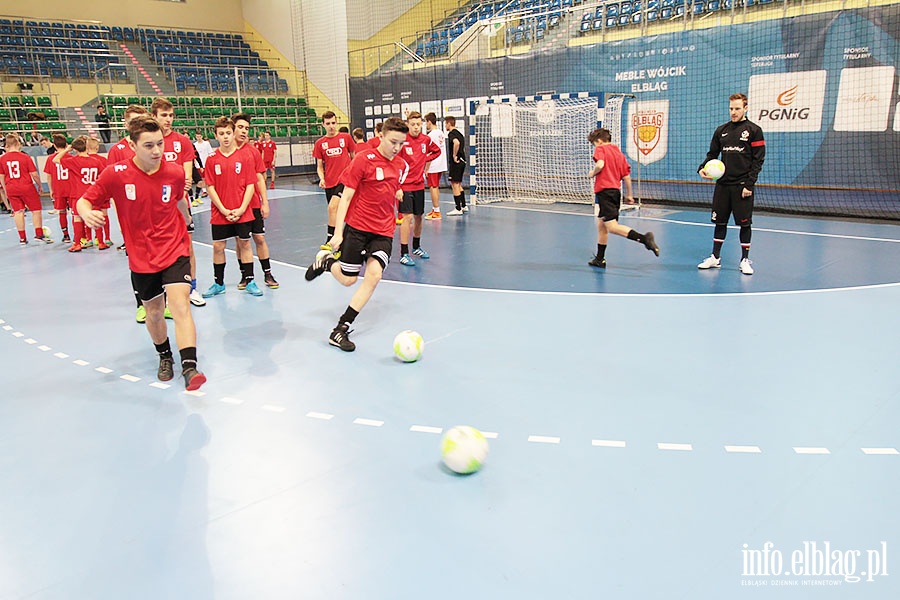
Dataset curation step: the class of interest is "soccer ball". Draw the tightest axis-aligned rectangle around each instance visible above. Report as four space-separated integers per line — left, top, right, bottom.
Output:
393 330 424 362
441 426 489 474
704 159 725 180
42 226 52 238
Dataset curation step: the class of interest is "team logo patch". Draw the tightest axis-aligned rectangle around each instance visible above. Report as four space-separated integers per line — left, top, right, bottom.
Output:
626 99 669 165
235 162 242 173
339 138 345 147
215 164 222 175
162 185 172 203
421 143 426 153
405 147 413 155
740 130 750 141
125 183 136 200
376 167 384 181
164 151 178 162
174 141 182 153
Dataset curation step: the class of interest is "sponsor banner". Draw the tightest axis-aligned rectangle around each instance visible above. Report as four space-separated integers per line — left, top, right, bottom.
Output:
833 66 896 131
626 99 669 165
748 71 827 132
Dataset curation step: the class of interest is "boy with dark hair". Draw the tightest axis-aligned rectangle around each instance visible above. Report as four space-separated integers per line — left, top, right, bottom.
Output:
305 116 410 352
444 116 467 215
77 115 206 391
0 134 50 244
43 133 72 242
313 110 355 244
55 136 107 250
398 111 441 266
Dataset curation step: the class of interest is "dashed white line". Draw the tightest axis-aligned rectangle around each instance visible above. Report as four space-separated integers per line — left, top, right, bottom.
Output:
2 325 12 331
410 425 443 434
592 439 627 448
354 418 384 427
262 404 286 413
184 390 206 397
73 359 89 366
149 382 171 389
658 443 693 451
12 332 24 338
861 447 899 455
119 374 141 382
528 435 561 444
219 397 244 405
37 345 51 351
54 352 69 359
724 445 762 454
95 367 113 374
306 412 334 420
23 338 36 344
793 447 830 455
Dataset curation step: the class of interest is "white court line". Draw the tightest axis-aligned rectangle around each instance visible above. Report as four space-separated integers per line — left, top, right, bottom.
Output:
73 359 89 366
95 367 113 374
12 332 23 338
354 418 384 427
528 435 561 444
410 425 443 434
658 443 693 451
861 447 899 455
149 382 171 389
220 397 244 405
119 374 141 382
306 412 334 420
592 439 627 448
2 325 12 331
37 345 51 351
23 338 36 344
53 352 69 359
184 390 206 397
262 404 287 413
724 445 762 454
793 447 831 455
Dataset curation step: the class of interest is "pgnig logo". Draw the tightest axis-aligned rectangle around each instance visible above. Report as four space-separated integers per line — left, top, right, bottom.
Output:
757 86 810 121
741 541 889 586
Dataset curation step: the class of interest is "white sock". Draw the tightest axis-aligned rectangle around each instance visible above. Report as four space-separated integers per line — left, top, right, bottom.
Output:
433 206 441 213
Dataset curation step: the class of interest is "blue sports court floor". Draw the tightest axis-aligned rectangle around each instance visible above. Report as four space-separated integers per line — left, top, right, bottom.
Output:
1 182 898 599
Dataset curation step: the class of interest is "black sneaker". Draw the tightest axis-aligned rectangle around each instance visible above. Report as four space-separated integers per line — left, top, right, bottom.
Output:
183 367 207 391
305 249 334 281
158 355 175 382
588 256 606 268
62 235 71 243
264 272 279 289
643 231 660 256
329 323 356 352
237 278 249 291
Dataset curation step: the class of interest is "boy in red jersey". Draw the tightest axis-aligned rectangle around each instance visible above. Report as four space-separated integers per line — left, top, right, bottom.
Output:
233 113 279 289
423 112 446 220
0 134 50 245
304 116 410 352
586 128 659 268
397 111 441 266
351 128 366 153
87 137 112 245
259 131 277 189
77 115 206 391
151 97 205 307
313 111 355 244
55 136 108 250
43 134 72 242
201 117 260 298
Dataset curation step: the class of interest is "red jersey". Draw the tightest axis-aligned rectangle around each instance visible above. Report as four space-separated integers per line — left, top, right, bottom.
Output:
90 154 108 170
204 149 257 225
237 143 265 210
258 140 276 164
43 154 72 199
592 144 631 192
60 154 101 199
0 151 38 195
400 133 441 191
355 141 369 153
107 137 135 163
163 131 194 166
83 159 189 273
313 133 354 188
340 148 409 238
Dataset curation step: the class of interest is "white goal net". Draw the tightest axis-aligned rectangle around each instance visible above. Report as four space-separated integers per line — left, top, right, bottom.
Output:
472 96 599 204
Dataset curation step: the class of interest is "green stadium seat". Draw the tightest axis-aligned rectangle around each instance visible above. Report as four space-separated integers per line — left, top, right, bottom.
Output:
127 96 141 105
190 97 202 107
286 97 297 106
0 109 10 121
297 97 307 106
298 126 308 137
22 96 37 107
8 97 22 107
202 97 214 106
45 108 59 119
224 97 236 107
274 126 288 137
1 122 17 132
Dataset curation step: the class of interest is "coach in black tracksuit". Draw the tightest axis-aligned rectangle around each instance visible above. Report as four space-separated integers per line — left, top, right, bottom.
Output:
697 92 766 275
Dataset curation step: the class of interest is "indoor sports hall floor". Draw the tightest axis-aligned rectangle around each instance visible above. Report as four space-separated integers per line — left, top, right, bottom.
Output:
1 182 898 599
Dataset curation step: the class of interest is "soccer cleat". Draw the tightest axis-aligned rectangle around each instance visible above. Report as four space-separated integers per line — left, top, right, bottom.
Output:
305 248 334 281
643 231 660 256
319 242 341 260
269 182 275 189
157 355 175 382
39 236 54 244
164 306 173 320
237 278 248 291
264 272 279 289
461 206 469 213
697 255 721 270
96 241 111 250
588 256 607 268
81 238 93 248
195 196 204 204
245 280 264 296
202 283 226 298
135 305 147 323
19 239 28 245
399 253 415 266
117 243 126 251
412 247 430 259
425 210 442 220
329 322 356 352
189 288 207 306
191 199 200 207
740 258 754 275
62 235 71 243
183 367 207 391
446 208 463 216
67 243 82 252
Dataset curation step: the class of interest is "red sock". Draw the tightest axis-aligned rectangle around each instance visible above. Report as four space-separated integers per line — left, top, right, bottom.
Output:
18 229 26 242
59 212 69 234
84 226 92 243
95 227 105 244
35 226 43 239
103 221 110 241
73 221 85 244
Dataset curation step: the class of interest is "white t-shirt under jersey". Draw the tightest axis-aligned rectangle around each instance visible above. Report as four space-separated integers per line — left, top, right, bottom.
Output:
426 128 447 173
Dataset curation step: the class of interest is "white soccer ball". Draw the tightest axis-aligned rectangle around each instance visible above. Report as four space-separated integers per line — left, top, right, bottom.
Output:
393 330 424 362
704 159 725 180
441 425 489 474
42 226 52 238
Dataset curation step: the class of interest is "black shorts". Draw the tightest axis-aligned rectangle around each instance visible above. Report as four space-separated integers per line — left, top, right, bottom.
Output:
711 183 753 226
211 222 253 241
130 255 192 302
398 189 425 216
251 207 265 235
448 162 466 183
325 184 344 202
594 189 621 222
338 224 392 276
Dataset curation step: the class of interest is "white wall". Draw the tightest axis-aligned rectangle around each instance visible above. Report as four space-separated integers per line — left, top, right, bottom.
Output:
241 0 296 65
8 0 244 31
345 0 418 40
290 0 350 113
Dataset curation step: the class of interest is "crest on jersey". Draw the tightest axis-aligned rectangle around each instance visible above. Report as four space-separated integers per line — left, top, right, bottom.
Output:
125 184 136 200
162 185 172 203
235 162 242 174
405 146 413 155
740 130 750 141
626 99 669 165
339 138 345 148
215 164 222 175
174 141 182 153
376 167 384 181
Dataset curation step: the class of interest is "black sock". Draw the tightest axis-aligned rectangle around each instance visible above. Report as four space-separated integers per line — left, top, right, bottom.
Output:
240 261 255 281
413 237 420 250
180 346 197 372
260 258 271 273
454 194 462 210
712 224 727 258
214 262 225 285
460 192 467 208
134 290 143 309
155 339 173 359
626 230 645 244
597 244 607 260
740 226 751 260
339 306 359 325
401 243 409 255
327 225 335 239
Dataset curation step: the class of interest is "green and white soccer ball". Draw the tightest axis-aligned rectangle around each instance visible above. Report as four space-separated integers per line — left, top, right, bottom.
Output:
393 330 424 362
704 158 725 180
42 226 52 239
441 426 489 474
